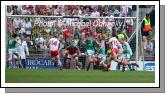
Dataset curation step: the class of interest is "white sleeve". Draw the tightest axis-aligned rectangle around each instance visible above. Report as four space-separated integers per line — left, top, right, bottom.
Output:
35 38 37 42
127 42 133 55
24 41 29 56
41 38 44 42
131 19 133 26
58 40 60 44
150 43 154 50
48 39 51 44
116 39 122 47
109 38 112 42
30 41 33 45
29 22 32 28
144 43 147 49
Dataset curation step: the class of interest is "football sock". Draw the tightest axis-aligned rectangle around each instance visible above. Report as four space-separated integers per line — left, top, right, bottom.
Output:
86 63 91 71
127 64 131 70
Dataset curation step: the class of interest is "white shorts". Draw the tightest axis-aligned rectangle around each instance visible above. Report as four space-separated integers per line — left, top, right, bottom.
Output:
124 54 131 61
87 50 95 56
67 53 77 59
8 48 17 61
98 54 106 59
118 54 131 61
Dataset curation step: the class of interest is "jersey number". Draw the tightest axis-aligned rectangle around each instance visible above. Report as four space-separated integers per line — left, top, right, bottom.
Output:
50 40 57 46
111 40 117 45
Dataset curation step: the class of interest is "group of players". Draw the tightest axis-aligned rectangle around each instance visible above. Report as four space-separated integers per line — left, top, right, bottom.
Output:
7 27 137 72
7 34 29 69
48 29 134 72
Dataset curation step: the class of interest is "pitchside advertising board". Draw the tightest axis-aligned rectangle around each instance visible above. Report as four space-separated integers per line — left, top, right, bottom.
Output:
26 58 60 69
110 61 155 71
22 58 154 71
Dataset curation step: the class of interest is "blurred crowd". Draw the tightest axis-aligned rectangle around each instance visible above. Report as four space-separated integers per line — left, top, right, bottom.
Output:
7 5 133 16
6 5 154 57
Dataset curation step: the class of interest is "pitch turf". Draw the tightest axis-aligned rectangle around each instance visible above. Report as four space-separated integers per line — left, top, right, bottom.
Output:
5 68 155 83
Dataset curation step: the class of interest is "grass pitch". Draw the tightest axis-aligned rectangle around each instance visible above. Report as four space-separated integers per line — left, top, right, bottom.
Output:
5 68 155 83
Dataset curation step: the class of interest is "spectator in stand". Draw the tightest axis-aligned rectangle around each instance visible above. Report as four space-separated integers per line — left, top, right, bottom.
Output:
7 18 14 37
20 5 28 15
13 17 21 34
62 26 72 46
144 38 153 56
105 18 115 33
24 18 32 37
73 7 80 17
18 18 25 35
45 18 53 34
141 13 152 44
51 5 59 16
113 6 120 17
81 26 91 38
120 5 129 17
35 5 47 15
77 6 82 16
35 34 45 49
7 6 13 15
26 36 33 47
74 28 81 39
124 13 133 37
12 5 20 15
91 7 100 17
127 5 133 16
27 5 35 15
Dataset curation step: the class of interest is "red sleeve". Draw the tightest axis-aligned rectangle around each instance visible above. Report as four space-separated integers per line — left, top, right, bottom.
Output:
66 47 70 51
88 28 91 33
75 47 78 51
63 30 69 38
81 29 85 33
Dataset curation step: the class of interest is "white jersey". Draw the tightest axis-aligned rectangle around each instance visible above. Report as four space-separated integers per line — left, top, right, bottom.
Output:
109 37 121 48
49 38 60 51
16 41 29 59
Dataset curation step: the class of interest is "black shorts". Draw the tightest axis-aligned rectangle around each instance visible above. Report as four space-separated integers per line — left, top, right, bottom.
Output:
142 31 149 36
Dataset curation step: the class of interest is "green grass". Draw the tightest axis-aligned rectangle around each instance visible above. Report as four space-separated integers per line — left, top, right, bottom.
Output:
5 69 155 83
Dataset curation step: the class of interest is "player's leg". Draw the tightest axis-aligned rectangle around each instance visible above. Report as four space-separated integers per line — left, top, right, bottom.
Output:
93 55 99 69
99 54 106 66
13 48 20 68
113 57 123 64
51 57 57 68
86 55 91 71
50 50 57 68
56 55 63 70
73 53 82 70
116 54 126 72
63 50 68 68
55 50 62 70
131 63 139 71
121 59 127 72
105 56 112 71
21 59 26 69
13 53 19 68
7 49 13 68
74 55 81 70
66 54 72 69
86 50 95 71
17 55 22 68
102 55 112 72
86 50 91 71
126 54 132 71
